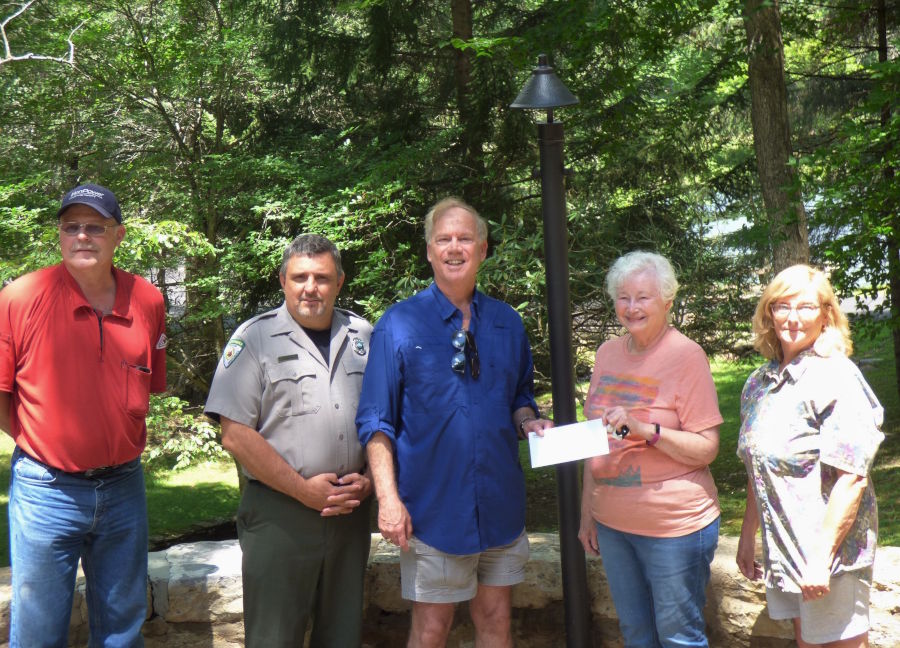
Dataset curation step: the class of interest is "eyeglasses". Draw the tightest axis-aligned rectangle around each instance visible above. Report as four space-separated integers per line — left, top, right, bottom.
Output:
58 222 118 237
451 329 480 379
770 302 821 320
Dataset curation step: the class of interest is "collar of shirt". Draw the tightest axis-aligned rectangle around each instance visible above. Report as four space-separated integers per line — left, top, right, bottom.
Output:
427 281 482 330
767 349 818 387
60 264 133 323
270 303 355 369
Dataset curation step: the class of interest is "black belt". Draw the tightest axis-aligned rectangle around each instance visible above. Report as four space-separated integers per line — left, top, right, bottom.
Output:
22 451 139 479
76 461 137 479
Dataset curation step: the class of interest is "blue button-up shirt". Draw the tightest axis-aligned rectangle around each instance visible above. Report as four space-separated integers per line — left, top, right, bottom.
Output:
357 282 538 555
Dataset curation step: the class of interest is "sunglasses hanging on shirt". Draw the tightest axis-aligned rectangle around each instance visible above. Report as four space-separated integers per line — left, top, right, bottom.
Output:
450 329 480 379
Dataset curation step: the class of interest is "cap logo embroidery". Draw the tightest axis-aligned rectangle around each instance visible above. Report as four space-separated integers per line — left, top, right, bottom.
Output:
68 188 105 200
222 338 245 368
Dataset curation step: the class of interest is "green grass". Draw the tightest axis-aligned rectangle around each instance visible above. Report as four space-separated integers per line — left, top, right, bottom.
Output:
144 462 240 542
855 321 900 545
709 356 760 536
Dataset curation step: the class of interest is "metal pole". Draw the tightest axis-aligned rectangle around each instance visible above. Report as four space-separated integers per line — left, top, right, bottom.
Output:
536 118 592 646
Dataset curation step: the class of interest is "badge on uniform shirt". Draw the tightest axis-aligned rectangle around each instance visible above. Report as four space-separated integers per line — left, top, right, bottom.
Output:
222 338 245 368
352 337 367 356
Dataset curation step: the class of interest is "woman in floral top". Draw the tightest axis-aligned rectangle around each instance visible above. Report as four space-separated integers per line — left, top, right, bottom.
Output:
737 265 884 648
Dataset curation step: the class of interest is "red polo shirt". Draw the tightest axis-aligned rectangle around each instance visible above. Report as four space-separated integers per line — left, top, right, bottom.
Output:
0 264 167 471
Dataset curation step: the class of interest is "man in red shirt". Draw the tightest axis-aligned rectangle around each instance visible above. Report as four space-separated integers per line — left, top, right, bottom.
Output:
0 183 167 647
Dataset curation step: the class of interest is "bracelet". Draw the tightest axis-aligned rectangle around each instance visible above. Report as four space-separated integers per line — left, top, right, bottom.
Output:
646 423 661 446
518 416 537 435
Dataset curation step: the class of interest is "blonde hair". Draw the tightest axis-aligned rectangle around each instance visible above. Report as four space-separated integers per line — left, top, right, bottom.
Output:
752 264 852 361
424 197 487 243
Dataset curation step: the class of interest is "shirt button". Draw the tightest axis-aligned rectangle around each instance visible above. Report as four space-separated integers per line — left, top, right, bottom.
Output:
339 434 344 440
334 403 339 409
339 464 344 471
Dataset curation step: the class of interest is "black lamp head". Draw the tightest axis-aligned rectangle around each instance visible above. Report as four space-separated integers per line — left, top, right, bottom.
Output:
510 54 578 111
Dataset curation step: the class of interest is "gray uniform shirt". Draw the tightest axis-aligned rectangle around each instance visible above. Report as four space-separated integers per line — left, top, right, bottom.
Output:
205 304 372 480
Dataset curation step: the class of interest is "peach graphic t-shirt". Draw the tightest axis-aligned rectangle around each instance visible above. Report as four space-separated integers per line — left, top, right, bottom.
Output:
584 327 723 537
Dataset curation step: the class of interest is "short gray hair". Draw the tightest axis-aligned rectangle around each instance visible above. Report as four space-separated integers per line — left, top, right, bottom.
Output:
279 234 343 277
424 197 488 243
606 251 678 302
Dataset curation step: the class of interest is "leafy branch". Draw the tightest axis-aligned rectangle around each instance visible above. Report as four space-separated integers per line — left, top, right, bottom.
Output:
1 0 83 66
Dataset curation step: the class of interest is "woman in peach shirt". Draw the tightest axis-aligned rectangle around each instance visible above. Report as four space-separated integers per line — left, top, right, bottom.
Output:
578 251 722 648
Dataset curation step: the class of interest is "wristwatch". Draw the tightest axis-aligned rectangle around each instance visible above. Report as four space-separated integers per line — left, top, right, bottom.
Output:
646 423 661 446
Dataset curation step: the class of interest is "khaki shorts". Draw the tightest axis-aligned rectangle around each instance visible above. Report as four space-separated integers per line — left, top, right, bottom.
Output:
400 530 529 604
766 568 872 644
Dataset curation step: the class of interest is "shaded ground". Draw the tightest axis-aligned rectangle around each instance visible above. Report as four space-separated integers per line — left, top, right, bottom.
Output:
149 518 237 552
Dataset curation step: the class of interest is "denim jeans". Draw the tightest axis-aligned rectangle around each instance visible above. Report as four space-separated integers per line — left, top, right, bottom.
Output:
9 447 148 648
595 517 720 648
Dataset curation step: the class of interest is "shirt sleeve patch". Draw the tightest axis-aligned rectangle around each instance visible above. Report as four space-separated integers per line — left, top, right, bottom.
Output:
222 338 245 368
155 333 168 350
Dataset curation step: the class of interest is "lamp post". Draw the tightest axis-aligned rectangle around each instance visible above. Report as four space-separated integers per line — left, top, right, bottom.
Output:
511 55 592 646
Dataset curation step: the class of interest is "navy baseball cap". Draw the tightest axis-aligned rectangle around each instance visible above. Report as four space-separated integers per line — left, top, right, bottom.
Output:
56 184 122 223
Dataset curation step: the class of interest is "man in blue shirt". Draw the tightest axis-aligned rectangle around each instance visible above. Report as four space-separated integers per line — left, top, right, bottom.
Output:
357 197 552 647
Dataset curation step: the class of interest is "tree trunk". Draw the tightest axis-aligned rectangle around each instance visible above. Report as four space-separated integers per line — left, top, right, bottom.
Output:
875 0 900 403
450 0 486 199
743 0 809 272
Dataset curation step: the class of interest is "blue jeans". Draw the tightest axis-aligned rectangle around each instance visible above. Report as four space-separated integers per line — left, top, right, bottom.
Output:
9 447 148 648
595 517 719 648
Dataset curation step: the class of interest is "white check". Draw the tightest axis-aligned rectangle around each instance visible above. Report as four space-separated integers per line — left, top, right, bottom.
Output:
527 418 610 468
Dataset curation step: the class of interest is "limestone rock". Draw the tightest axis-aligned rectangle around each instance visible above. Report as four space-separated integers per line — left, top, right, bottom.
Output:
0 533 897 647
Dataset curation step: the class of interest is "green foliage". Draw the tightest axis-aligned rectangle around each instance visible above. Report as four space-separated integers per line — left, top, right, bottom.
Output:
1 0 897 403
0 175 61 283
807 90 899 326
780 1 899 345
144 395 228 471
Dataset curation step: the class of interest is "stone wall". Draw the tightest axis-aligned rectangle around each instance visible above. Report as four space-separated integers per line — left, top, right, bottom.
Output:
0 534 898 647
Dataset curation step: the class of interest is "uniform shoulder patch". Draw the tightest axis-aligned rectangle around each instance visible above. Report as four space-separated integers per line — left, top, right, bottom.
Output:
352 337 367 356
222 338 245 368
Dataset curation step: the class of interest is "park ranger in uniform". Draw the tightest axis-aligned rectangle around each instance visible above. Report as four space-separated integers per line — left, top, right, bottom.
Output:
205 233 373 648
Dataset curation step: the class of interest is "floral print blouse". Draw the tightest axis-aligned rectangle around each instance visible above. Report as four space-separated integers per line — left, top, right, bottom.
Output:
737 349 884 593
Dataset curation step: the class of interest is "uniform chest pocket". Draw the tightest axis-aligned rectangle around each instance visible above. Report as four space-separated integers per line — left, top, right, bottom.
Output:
267 362 319 416
342 352 367 376
341 353 367 408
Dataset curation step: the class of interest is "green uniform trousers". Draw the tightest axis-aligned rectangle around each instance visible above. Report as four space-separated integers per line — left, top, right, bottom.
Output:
237 480 372 647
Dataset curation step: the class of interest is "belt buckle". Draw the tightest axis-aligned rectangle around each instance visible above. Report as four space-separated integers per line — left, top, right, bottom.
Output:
81 465 113 478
